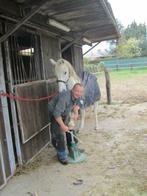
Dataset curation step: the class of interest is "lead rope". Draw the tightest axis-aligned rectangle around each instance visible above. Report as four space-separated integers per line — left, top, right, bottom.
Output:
0 90 56 132
0 90 82 142
67 131 83 144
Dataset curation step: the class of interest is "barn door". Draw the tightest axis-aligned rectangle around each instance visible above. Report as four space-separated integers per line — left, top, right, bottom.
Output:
14 80 57 163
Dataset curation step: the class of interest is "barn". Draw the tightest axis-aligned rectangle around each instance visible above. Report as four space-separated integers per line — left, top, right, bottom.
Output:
0 0 119 189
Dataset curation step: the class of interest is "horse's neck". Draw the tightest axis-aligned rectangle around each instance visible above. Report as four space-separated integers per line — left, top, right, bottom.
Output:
67 76 80 90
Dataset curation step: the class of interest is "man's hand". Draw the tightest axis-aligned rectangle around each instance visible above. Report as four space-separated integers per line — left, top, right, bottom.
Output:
61 124 69 132
55 116 69 132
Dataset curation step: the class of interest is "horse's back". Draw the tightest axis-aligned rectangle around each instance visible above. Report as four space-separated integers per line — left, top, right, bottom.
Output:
81 71 101 107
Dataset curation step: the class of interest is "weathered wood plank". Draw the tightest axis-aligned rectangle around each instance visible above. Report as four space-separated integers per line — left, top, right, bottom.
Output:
3 39 23 164
21 127 50 163
71 45 83 77
0 99 11 178
18 80 58 163
0 140 6 189
15 80 50 143
40 34 60 78
0 44 16 175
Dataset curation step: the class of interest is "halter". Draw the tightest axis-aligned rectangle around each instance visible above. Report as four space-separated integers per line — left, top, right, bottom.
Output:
57 79 68 84
57 79 69 89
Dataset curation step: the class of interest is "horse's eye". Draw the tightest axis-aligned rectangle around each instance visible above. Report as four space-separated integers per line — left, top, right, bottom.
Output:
64 72 67 74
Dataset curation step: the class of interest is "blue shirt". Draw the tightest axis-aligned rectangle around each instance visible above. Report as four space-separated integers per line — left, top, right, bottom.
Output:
48 90 83 121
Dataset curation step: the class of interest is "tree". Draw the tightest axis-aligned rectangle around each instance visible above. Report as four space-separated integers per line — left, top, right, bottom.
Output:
116 37 142 58
124 21 147 56
101 20 147 58
124 21 146 40
107 20 124 56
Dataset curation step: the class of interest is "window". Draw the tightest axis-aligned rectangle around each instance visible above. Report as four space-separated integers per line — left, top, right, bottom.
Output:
9 30 42 85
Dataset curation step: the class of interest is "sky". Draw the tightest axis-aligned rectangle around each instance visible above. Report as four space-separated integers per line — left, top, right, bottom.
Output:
83 0 147 57
109 0 147 27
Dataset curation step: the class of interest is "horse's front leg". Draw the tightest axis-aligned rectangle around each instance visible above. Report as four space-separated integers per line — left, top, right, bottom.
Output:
78 108 85 131
94 101 98 130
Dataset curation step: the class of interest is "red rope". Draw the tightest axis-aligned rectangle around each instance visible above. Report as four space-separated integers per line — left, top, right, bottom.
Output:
0 92 57 101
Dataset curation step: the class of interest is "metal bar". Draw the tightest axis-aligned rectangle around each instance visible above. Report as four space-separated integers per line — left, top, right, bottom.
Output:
83 42 100 56
14 37 21 84
10 36 17 84
0 0 50 43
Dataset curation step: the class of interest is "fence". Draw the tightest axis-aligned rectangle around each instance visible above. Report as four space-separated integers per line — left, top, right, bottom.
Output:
101 56 147 70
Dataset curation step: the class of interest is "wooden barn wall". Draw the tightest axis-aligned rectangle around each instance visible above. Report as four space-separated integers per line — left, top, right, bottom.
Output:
0 100 11 179
15 79 58 163
71 45 84 77
40 34 61 79
62 44 83 77
62 47 72 63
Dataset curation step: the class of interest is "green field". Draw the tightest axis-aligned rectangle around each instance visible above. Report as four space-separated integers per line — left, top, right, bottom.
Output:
95 67 147 80
109 67 147 79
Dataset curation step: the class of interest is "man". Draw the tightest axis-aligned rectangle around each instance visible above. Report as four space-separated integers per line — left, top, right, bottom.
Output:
48 83 84 165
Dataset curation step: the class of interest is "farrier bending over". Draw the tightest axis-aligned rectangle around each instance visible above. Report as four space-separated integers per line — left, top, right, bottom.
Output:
48 83 84 165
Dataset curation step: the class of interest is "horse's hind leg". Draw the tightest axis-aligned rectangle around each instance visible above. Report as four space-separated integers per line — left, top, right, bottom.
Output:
78 109 85 131
94 101 98 130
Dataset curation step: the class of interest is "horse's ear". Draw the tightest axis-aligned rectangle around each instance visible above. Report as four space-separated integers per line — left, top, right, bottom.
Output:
50 59 56 66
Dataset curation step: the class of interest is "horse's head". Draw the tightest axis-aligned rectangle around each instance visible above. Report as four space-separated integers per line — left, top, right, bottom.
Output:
50 58 70 92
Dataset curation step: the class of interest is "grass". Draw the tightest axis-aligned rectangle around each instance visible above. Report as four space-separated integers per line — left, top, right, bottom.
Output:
110 68 147 79
96 67 147 80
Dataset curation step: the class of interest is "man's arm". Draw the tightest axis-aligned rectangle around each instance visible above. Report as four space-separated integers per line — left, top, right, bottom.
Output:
55 116 69 132
72 104 80 120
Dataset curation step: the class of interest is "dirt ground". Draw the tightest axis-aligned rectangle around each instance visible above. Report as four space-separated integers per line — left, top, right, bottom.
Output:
1 72 147 196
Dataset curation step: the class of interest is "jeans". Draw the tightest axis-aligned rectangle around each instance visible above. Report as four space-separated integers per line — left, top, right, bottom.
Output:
50 116 67 160
50 117 78 160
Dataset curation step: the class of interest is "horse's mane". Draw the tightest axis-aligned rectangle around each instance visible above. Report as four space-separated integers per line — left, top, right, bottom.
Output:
63 59 80 82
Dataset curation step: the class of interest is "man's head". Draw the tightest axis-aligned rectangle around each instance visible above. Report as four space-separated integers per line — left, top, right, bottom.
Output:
72 83 84 99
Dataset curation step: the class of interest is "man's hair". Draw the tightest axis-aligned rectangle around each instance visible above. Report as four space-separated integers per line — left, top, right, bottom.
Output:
72 83 83 89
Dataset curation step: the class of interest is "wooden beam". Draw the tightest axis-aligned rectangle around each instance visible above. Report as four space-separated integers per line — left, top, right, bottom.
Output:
83 42 100 56
103 67 111 104
61 32 87 53
0 0 52 43
0 14 73 43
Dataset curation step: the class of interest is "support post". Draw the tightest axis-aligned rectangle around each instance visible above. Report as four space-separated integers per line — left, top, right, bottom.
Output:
104 67 111 104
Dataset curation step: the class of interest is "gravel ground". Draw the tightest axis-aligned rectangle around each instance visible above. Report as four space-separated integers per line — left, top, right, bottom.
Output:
1 71 147 196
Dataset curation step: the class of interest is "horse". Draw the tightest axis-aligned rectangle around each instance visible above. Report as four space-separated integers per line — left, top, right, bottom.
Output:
50 58 101 130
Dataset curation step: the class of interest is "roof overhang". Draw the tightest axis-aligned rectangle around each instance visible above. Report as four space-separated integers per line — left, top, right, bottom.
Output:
0 0 120 45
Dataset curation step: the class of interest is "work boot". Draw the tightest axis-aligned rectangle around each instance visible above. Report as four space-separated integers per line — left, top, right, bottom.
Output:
57 156 68 165
57 150 68 165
